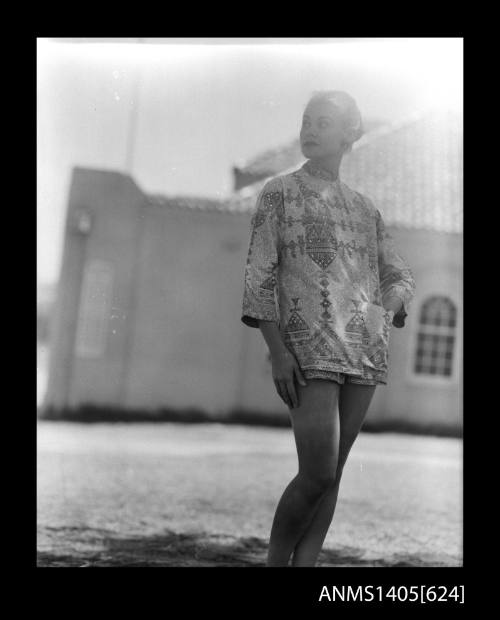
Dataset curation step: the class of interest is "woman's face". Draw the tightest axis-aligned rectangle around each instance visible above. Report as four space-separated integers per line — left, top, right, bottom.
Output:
300 99 347 160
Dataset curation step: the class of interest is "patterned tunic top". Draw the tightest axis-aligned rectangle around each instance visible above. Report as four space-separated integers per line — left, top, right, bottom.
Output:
241 160 416 384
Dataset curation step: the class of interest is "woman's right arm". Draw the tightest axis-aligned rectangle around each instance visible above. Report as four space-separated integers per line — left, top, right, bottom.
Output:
241 179 282 329
258 319 306 409
240 179 306 408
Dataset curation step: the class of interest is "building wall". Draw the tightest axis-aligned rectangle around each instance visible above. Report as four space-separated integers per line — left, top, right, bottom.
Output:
117 200 257 415
45 168 275 417
45 168 144 409
366 228 462 431
45 169 462 432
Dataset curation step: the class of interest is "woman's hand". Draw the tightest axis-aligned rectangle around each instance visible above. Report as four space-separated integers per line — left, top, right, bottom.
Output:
383 296 403 315
270 348 307 409
384 296 408 328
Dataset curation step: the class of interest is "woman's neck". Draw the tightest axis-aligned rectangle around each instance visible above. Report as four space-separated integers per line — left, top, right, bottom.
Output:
309 154 342 181
307 154 343 181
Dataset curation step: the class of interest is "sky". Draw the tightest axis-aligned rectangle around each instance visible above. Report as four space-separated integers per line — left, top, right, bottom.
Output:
37 37 463 286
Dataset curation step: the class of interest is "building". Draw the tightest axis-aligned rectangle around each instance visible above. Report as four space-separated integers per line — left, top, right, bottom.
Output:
42 108 462 434
37 283 56 343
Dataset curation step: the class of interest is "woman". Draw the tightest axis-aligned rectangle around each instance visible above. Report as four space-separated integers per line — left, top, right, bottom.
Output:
241 91 416 567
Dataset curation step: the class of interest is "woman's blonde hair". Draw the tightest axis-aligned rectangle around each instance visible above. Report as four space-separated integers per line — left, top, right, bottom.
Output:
307 90 364 153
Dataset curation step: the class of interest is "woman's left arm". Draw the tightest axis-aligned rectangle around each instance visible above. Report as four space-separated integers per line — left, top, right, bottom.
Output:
375 208 416 328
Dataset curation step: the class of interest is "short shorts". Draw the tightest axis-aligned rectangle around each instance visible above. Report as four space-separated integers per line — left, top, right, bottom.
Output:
302 369 386 386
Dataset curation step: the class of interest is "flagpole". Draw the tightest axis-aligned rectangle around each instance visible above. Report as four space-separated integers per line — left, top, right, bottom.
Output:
120 37 145 407
125 38 144 175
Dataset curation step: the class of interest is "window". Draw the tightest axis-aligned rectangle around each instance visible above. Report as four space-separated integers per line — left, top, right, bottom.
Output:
75 260 114 358
414 296 457 377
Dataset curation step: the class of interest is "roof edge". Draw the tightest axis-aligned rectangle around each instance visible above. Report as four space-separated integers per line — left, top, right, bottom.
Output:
231 106 462 198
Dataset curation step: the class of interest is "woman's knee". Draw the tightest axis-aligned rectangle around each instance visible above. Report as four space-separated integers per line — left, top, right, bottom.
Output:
338 436 355 468
298 469 338 498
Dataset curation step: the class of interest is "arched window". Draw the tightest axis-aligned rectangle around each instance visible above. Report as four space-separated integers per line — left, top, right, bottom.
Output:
414 296 457 377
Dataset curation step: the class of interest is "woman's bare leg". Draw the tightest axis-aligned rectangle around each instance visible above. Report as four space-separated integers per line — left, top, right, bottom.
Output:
266 379 341 566
290 383 377 567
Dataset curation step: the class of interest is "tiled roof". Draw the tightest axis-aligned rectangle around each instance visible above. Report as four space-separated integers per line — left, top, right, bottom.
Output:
146 195 229 212
232 141 303 191
339 109 463 233
145 193 255 214
143 108 462 233
232 118 386 191
230 108 463 233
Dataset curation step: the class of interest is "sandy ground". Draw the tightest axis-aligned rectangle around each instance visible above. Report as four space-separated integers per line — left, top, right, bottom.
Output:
37 421 462 567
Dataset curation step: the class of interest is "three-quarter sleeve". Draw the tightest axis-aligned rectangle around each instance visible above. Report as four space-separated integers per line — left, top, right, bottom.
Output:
241 178 283 328
375 208 416 326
